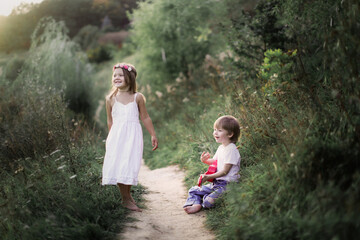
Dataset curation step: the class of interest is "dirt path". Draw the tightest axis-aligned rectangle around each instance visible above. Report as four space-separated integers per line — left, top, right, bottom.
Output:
119 161 215 240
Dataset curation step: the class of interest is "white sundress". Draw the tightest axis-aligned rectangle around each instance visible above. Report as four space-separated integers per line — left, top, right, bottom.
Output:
102 93 143 186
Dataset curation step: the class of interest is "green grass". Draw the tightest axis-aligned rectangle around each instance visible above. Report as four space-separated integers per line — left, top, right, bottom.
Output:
0 137 146 239
0 19 147 239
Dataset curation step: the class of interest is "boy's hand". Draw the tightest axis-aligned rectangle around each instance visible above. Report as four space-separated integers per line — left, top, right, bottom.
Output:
200 174 210 183
200 151 211 163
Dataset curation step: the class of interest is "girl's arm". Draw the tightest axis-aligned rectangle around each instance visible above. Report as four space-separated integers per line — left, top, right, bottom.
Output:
137 93 158 151
201 164 233 182
200 151 215 165
105 97 113 131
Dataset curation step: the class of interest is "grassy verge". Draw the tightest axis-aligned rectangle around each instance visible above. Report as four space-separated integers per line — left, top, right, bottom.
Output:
1 137 145 239
0 18 146 239
142 50 360 239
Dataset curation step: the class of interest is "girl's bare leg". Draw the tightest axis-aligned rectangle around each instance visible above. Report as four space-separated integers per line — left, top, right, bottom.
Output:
118 183 142 212
125 185 136 204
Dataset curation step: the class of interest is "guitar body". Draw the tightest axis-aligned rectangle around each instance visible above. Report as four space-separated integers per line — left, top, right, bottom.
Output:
198 160 218 186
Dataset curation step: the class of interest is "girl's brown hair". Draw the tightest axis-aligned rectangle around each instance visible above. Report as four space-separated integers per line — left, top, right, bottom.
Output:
108 63 137 99
214 115 240 143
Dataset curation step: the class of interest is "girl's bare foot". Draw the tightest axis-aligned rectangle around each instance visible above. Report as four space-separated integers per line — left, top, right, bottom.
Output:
122 200 142 212
184 204 202 214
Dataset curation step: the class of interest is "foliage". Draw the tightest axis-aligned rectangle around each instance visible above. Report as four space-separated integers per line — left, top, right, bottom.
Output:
130 0 360 239
0 0 139 52
25 17 94 118
0 18 143 239
3 54 26 81
73 25 101 51
0 137 145 240
1 0 359 238
220 0 287 82
128 0 227 91
0 8 37 51
259 49 297 108
87 44 114 64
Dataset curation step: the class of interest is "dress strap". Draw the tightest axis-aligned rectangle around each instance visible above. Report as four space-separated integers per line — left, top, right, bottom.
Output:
133 93 138 102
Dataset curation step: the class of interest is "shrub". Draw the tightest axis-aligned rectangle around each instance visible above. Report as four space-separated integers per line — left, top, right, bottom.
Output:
0 139 145 239
4 55 25 81
73 25 101 51
0 17 94 162
26 17 94 118
1 17 144 239
129 0 227 91
86 44 114 63
134 0 360 239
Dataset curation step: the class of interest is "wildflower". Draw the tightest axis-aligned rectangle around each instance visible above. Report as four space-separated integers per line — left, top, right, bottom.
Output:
271 73 278 80
155 91 163 98
69 175 77 179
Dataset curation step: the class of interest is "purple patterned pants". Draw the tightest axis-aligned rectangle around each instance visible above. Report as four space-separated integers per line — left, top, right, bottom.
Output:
183 179 228 209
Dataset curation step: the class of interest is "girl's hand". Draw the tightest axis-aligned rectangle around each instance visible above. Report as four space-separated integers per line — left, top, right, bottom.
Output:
151 136 158 151
200 151 211 163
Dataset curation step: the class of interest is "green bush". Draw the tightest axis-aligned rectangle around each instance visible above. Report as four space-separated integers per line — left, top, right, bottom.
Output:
131 0 360 239
0 140 145 240
1 17 94 162
129 0 227 91
73 25 101 51
4 55 25 81
1 17 145 239
86 45 114 64
26 17 94 118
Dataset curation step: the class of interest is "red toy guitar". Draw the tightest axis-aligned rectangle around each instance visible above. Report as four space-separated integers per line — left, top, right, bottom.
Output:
198 160 217 186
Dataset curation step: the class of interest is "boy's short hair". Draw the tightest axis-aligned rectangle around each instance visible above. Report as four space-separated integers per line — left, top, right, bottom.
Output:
214 115 240 143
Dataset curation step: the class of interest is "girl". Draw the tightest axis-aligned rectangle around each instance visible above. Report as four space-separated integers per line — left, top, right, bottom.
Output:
102 63 158 212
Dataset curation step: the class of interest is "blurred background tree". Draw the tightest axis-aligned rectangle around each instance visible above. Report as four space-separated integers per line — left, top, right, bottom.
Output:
0 0 139 52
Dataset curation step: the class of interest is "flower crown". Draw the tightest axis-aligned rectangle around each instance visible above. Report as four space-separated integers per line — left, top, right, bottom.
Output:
113 64 133 72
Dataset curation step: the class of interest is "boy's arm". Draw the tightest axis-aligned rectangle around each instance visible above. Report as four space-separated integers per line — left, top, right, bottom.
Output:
201 163 233 182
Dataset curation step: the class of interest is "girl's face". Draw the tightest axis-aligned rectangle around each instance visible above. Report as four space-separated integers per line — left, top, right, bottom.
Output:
112 68 127 89
213 127 232 146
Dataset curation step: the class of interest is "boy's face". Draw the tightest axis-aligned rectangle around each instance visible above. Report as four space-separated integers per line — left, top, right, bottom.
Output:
213 127 233 145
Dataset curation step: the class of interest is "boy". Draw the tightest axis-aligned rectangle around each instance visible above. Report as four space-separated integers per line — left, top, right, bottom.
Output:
184 115 241 214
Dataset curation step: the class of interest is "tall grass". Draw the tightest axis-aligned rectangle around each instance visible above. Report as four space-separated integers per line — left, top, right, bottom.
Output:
143 46 359 239
130 0 360 239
